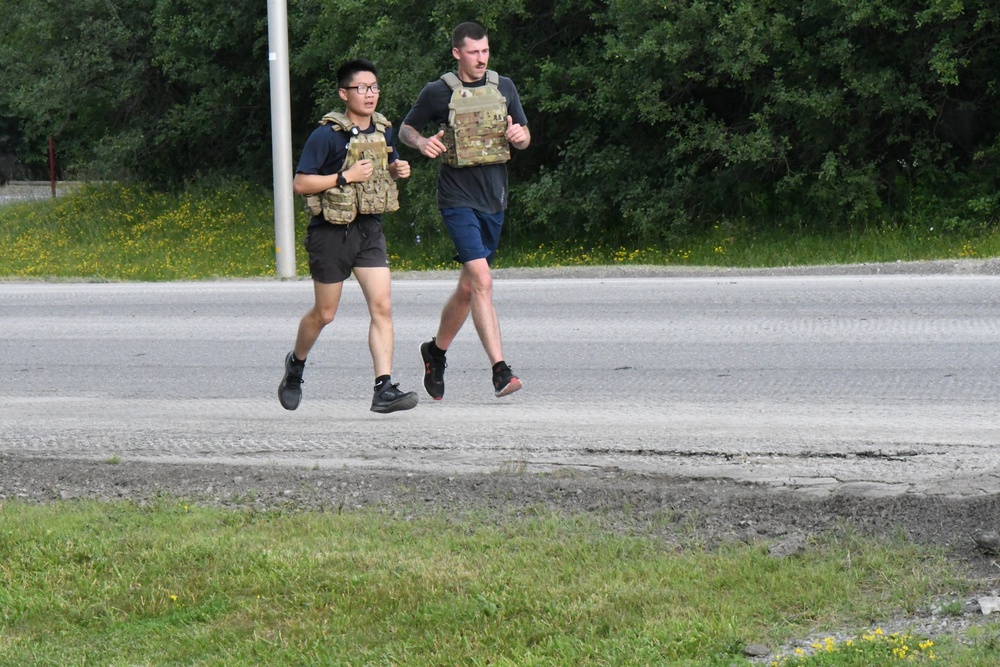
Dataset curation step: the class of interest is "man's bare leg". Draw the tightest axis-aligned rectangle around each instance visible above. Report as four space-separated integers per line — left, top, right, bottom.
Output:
355 266 418 413
279 281 344 410
436 259 503 363
353 266 394 377
423 259 520 397
295 281 344 360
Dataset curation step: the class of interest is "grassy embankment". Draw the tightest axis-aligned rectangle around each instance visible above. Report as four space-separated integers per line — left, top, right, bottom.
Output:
3 497 999 666
1 181 998 280
2 182 999 665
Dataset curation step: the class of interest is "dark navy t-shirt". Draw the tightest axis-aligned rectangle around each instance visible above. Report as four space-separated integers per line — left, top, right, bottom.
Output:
402 73 527 214
295 120 400 228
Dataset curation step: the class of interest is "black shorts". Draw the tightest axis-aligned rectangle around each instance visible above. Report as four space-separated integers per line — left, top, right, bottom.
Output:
304 216 389 284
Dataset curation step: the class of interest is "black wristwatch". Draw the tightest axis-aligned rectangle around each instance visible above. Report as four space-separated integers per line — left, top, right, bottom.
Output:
338 172 349 186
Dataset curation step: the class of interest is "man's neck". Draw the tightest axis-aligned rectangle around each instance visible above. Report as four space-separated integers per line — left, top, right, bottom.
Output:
457 70 484 84
346 111 372 129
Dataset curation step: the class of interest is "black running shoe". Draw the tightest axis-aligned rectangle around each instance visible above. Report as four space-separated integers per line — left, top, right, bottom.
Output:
278 351 305 410
492 362 522 398
371 382 419 413
420 339 447 400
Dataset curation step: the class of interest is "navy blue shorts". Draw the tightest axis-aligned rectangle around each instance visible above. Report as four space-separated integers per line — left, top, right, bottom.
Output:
304 216 388 284
440 207 504 264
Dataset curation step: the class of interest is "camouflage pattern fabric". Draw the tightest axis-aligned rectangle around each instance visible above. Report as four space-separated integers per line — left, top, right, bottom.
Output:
302 111 399 224
440 71 510 168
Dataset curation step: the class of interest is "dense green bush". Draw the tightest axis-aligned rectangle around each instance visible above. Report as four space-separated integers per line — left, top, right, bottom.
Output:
520 0 1000 240
1 0 997 242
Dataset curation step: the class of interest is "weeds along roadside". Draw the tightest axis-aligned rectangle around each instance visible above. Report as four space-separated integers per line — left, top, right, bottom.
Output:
1 181 999 280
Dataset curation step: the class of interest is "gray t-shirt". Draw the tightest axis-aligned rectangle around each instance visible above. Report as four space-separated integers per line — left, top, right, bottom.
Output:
402 72 527 213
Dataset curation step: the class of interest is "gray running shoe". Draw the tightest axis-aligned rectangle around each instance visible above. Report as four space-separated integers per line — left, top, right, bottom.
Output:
492 362 522 398
278 351 304 410
371 382 418 413
420 339 447 400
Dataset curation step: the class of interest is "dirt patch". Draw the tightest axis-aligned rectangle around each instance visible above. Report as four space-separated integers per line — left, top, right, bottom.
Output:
3 454 1000 657
5 454 1000 563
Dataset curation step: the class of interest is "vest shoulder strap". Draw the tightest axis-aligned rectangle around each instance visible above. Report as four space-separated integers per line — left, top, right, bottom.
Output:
440 72 462 91
440 70 500 91
371 111 392 133
319 111 353 131
320 110 391 134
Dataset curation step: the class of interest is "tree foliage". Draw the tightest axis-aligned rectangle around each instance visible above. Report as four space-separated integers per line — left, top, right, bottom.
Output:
520 0 1000 240
0 0 997 239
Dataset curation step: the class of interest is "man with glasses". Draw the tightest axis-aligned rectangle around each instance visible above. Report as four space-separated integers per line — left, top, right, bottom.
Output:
278 58 418 414
400 22 531 401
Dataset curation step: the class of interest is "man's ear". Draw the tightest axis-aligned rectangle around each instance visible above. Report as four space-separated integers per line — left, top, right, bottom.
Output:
338 88 349 102
452 47 460 61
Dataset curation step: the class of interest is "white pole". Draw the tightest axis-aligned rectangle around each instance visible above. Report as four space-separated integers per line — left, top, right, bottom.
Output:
267 0 296 278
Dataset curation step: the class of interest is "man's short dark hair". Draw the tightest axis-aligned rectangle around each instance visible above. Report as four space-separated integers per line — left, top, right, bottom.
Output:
452 22 487 49
337 58 378 89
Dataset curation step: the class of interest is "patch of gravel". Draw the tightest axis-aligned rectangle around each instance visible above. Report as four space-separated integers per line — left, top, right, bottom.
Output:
3 454 1000 661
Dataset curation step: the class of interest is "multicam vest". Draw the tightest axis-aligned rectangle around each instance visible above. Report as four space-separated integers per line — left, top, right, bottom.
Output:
439 70 510 168
303 111 400 224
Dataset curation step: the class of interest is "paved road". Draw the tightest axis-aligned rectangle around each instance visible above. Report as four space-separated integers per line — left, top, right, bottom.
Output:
0 181 82 204
1 264 998 498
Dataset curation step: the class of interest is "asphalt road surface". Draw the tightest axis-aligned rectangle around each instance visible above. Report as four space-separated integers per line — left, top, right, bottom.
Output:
2 262 999 499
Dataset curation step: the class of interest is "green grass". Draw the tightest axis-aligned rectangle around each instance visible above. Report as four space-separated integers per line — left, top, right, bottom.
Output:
3 182 1000 665
0 181 997 281
0 182 289 280
1 498 997 666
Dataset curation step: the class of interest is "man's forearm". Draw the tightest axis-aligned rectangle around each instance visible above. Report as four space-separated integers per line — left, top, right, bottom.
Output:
399 124 423 150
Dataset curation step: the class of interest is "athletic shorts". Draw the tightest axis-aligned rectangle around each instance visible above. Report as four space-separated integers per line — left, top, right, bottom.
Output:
304 216 389 284
440 207 504 264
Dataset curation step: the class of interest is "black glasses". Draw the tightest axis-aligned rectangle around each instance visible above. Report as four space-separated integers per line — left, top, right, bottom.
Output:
343 84 380 94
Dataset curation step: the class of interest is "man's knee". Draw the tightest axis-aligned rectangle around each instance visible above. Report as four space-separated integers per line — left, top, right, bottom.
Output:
367 295 393 322
448 279 475 309
467 271 493 297
310 305 337 327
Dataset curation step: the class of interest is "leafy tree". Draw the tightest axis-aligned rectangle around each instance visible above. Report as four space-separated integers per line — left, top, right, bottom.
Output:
147 0 272 181
1 0 997 240
522 0 1000 241
0 0 157 178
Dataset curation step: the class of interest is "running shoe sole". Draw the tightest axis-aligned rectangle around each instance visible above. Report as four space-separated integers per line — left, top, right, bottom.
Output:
371 392 419 413
494 375 522 398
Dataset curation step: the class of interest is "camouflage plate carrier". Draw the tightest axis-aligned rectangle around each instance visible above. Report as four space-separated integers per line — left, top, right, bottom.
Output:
440 70 510 168
303 111 400 224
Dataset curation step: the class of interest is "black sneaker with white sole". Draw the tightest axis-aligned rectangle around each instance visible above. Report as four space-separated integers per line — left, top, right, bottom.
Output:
492 362 522 398
371 382 419 413
278 351 305 410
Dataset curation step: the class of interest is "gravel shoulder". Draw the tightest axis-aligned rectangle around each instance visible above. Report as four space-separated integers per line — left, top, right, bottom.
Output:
4 453 998 568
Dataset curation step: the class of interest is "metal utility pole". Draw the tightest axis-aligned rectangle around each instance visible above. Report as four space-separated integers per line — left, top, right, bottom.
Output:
49 136 56 197
267 0 296 277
